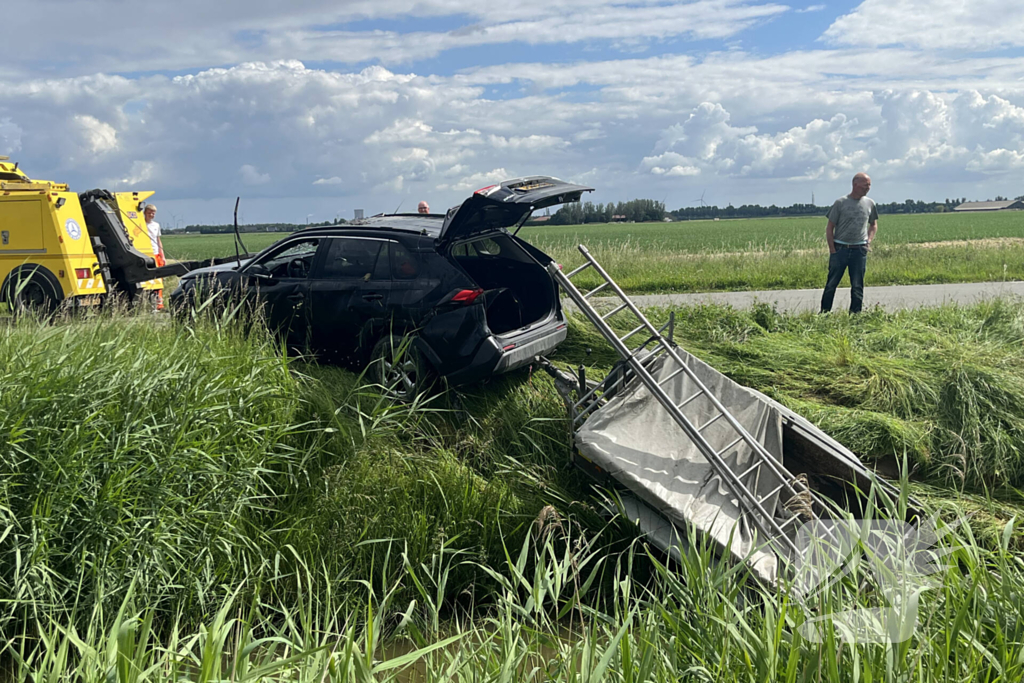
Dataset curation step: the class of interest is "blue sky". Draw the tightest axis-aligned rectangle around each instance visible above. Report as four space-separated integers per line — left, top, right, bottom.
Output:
1 0 1023 224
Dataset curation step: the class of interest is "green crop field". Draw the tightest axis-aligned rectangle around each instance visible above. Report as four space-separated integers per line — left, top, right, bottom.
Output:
164 211 1024 294
164 231 285 260
521 210 1024 253
4 300 1024 680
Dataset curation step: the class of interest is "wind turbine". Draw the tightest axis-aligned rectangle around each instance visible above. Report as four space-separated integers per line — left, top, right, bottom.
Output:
692 190 708 208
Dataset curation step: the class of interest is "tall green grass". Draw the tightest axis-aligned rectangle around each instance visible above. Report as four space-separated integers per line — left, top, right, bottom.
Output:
0 312 307 629
9 509 1024 682
4 300 1024 680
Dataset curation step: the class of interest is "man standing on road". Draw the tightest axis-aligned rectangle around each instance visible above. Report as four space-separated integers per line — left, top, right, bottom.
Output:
143 203 165 310
821 172 878 313
417 200 430 214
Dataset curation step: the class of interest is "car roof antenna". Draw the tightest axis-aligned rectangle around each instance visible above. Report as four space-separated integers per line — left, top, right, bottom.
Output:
392 201 403 215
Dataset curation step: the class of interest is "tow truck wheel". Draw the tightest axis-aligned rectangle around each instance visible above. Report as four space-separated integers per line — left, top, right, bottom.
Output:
3 271 60 320
369 335 434 400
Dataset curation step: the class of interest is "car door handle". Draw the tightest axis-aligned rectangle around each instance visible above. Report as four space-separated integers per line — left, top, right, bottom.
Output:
287 292 305 302
362 293 383 302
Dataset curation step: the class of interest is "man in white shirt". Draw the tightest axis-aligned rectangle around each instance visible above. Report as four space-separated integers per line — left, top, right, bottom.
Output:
143 204 165 309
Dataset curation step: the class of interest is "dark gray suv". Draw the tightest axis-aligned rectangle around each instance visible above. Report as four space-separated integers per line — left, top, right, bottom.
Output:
171 176 592 394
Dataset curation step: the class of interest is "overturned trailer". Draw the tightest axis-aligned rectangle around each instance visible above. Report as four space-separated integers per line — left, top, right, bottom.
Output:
544 245 915 583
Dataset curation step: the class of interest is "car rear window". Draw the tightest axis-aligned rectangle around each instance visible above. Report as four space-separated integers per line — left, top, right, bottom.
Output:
319 238 388 279
450 234 531 263
391 242 420 280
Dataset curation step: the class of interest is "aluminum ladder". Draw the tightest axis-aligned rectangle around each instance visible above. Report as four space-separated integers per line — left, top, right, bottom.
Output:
549 245 833 560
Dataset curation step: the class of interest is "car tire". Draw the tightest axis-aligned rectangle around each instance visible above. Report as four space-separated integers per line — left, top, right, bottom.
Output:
369 334 434 400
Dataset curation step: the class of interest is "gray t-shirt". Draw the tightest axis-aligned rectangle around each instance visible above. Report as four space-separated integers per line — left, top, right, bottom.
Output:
827 196 878 244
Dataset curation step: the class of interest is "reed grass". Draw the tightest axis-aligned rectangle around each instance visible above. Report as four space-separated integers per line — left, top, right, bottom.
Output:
3 298 1024 680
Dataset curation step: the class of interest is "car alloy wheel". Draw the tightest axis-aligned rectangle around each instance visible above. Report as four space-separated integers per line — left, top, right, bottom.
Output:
371 335 431 400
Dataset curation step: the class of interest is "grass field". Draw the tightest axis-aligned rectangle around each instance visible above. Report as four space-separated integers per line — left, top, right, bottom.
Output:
4 300 1024 680
164 211 1024 294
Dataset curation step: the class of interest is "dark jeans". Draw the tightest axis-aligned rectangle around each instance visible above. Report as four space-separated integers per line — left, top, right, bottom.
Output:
821 245 868 313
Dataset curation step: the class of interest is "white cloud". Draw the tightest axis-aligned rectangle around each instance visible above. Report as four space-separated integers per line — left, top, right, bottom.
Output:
1 0 790 79
3 9 1024 223
824 0 1024 50
642 89 1024 188
965 149 1024 174
437 168 512 191
116 160 156 186
643 102 861 180
74 115 118 154
0 117 22 153
240 164 270 185
796 4 825 13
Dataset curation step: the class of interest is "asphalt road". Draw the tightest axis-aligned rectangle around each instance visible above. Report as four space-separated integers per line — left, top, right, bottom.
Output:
587 281 1024 313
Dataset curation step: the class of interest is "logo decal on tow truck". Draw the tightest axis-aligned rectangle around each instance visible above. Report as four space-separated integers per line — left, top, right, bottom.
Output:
65 218 82 240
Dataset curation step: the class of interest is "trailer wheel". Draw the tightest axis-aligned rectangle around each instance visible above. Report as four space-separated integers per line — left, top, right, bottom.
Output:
2 268 62 320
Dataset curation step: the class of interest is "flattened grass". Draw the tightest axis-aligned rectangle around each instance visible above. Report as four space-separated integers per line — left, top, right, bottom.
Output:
567 298 1024 491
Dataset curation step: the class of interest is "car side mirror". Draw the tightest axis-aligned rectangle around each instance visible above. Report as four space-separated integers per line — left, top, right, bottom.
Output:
246 263 270 280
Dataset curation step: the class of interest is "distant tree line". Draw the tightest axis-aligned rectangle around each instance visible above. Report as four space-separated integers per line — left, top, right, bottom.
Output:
179 219 345 234
549 199 666 225
548 196 989 226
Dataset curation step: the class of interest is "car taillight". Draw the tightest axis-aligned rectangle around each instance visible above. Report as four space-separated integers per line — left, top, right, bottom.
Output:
451 288 484 304
555 263 563 270
75 268 91 279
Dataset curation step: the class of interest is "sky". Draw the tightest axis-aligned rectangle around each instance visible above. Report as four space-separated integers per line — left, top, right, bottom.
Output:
2 0 1023 225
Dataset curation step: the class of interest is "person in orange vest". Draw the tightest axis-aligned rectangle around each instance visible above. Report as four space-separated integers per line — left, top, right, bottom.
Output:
144 203 165 310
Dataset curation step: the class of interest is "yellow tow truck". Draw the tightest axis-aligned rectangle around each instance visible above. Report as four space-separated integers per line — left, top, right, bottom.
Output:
0 156 230 314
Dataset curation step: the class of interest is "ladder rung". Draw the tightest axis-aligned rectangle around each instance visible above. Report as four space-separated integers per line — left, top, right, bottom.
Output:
714 436 743 457
601 302 629 321
639 344 667 366
676 390 705 410
583 282 610 299
565 262 592 278
620 324 647 342
735 460 762 481
758 482 787 502
697 411 724 433
624 342 663 366
657 366 686 387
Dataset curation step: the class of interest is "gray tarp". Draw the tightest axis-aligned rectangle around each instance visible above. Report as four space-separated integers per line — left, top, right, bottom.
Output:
576 349 793 582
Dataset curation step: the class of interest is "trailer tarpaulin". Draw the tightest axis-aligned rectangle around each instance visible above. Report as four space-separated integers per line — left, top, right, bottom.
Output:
575 349 789 582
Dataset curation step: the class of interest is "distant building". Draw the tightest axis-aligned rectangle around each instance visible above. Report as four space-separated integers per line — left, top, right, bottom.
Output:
529 215 551 223
954 200 1024 212
354 209 364 220
611 214 626 221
